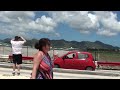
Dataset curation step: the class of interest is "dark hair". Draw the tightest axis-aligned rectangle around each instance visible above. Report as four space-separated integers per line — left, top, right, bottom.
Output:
35 38 51 51
14 36 20 41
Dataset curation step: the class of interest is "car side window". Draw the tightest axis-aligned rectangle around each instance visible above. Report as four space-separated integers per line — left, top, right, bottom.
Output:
78 53 88 60
64 53 76 59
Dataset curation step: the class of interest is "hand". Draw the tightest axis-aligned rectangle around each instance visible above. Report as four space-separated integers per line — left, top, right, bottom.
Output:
30 73 35 79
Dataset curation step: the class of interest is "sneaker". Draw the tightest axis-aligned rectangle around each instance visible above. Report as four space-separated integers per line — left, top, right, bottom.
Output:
12 72 15 76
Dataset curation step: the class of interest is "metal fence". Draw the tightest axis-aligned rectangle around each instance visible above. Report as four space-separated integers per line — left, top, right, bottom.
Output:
1 45 120 62
0 45 37 56
0 45 11 55
0 45 69 60
87 49 120 62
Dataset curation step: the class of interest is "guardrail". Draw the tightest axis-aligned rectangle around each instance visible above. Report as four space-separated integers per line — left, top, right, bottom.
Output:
97 61 120 66
4 55 120 68
9 55 33 60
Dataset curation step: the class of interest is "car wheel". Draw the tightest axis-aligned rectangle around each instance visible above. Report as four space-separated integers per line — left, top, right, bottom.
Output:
54 65 60 68
86 67 93 71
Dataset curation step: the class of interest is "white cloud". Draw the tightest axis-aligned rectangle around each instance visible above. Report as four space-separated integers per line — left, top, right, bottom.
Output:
97 29 117 36
48 11 120 37
48 11 99 34
94 11 120 31
55 33 60 37
0 11 58 38
93 11 120 36
1 11 120 38
0 11 35 23
80 30 90 34
27 16 57 33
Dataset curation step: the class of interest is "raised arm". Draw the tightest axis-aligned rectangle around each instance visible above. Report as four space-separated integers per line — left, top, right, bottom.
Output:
20 36 26 42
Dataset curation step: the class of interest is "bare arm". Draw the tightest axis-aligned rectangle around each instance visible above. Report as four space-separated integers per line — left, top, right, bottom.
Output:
20 36 26 42
31 52 43 79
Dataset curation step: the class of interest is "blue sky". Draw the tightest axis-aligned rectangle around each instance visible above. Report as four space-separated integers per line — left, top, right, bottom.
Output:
0 11 120 47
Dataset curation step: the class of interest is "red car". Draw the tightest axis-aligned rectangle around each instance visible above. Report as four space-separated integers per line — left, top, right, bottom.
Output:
54 51 96 70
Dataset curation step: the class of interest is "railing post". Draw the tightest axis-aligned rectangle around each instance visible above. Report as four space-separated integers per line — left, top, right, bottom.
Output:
27 46 28 57
3 45 4 55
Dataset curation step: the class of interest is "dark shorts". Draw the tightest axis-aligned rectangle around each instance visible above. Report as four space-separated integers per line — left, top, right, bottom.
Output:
13 54 22 64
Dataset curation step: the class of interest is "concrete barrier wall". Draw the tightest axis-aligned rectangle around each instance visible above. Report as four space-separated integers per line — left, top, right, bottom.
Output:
0 54 9 62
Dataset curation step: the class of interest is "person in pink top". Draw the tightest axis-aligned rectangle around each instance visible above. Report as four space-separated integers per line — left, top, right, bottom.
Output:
31 38 53 79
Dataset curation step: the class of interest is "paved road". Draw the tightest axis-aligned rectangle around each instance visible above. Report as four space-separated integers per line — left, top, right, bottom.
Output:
0 67 120 79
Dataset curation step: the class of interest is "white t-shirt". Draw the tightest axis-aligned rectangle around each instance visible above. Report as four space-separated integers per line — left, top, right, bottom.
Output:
11 40 25 54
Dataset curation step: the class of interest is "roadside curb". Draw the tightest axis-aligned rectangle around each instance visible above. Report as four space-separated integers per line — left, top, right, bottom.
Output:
0 64 120 77
53 68 120 77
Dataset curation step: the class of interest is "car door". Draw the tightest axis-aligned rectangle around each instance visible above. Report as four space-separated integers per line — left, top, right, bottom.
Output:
73 53 88 70
63 53 77 69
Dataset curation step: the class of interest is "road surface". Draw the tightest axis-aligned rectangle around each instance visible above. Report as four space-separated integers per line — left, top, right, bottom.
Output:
0 67 120 79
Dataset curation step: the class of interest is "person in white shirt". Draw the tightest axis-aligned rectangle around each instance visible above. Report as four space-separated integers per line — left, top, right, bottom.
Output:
10 36 26 76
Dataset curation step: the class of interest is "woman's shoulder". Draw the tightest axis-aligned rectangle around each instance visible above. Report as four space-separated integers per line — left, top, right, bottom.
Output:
34 51 44 58
38 51 44 54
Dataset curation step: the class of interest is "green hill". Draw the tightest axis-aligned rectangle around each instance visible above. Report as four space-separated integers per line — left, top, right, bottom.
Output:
0 38 119 50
